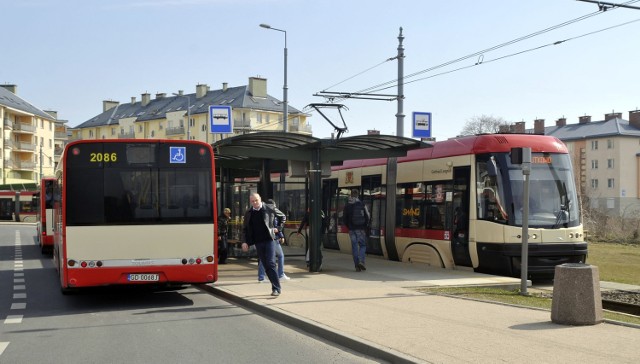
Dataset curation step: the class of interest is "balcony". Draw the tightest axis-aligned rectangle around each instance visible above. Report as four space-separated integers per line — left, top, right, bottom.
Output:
165 126 185 136
4 118 12 129
12 123 36 134
118 131 135 139
54 131 68 140
3 139 14 149
17 142 36 152
3 159 35 170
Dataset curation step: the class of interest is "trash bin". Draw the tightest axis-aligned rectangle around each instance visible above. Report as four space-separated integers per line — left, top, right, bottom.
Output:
551 263 603 325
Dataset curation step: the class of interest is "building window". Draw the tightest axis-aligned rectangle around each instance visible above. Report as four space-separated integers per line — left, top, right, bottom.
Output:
607 159 614 169
150 130 155 137
189 118 195 127
591 140 598 150
591 160 598 169
139 125 143 132
89 130 94 137
608 178 615 188
111 128 116 136
607 139 614 149
591 179 598 189
257 113 263 124
201 125 206 132
159 123 163 130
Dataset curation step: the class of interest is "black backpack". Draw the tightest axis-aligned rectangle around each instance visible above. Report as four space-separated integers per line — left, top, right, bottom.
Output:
350 200 367 226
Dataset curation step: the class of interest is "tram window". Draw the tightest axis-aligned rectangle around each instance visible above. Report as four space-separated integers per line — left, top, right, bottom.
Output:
396 182 448 230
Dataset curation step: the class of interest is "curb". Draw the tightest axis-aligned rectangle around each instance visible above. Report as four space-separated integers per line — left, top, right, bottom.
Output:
197 284 425 364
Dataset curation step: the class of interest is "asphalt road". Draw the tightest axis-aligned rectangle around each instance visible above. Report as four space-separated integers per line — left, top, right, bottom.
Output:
0 224 382 364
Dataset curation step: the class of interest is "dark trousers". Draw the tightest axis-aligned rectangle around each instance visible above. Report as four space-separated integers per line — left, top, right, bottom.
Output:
255 240 281 293
218 236 228 264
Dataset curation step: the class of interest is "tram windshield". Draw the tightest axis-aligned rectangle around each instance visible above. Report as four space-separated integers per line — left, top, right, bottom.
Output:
476 153 580 228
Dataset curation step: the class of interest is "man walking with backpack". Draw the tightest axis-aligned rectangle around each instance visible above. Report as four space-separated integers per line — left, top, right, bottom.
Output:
343 189 370 272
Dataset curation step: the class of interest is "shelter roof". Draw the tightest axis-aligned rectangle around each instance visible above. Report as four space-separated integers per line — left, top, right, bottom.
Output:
213 131 430 173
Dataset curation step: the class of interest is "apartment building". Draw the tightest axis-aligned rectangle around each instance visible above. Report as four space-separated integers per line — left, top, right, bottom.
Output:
71 77 311 143
510 110 640 217
0 84 63 187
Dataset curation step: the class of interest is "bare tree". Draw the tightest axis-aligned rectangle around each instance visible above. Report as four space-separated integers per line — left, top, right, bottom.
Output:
460 115 509 135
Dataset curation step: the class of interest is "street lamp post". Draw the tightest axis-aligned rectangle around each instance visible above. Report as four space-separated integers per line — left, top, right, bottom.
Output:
172 92 191 140
260 23 288 133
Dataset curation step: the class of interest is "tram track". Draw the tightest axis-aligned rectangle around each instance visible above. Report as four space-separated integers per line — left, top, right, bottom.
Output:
601 290 640 317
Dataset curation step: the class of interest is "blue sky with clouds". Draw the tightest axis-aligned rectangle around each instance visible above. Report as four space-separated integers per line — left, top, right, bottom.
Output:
2 0 639 140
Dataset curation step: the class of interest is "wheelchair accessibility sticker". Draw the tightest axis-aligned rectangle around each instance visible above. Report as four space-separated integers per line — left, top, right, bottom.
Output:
169 147 186 164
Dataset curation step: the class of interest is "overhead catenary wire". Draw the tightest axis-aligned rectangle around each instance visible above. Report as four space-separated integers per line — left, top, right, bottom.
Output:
366 17 640 93
318 0 639 103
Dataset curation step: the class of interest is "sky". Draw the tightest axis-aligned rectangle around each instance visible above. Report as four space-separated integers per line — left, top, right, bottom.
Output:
2 0 639 141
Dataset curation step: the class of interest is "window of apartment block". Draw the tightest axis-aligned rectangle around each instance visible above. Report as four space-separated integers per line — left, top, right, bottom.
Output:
591 140 598 150
591 160 598 169
49 121 52 131
608 178 615 188
139 125 143 132
111 128 116 136
40 119 43 128
591 179 598 188
40 136 44 146
607 159 614 168
266 114 270 124
201 125 206 132
49 139 52 148
159 123 163 130
607 139 614 149
189 118 195 127
607 198 615 209
257 113 263 124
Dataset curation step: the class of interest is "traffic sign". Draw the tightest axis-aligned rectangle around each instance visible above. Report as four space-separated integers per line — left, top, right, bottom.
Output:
412 112 431 138
209 105 233 133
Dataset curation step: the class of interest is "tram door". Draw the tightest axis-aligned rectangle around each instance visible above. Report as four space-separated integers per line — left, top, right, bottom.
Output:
361 175 383 256
451 167 472 267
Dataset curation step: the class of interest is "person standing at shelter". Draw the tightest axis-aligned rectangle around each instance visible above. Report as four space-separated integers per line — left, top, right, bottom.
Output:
217 208 231 264
241 193 285 296
258 199 290 281
343 189 370 272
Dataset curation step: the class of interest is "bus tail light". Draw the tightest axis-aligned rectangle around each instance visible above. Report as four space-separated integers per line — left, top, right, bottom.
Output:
68 259 76 267
196 258 202 264
206 256 214 263
80 261 87 268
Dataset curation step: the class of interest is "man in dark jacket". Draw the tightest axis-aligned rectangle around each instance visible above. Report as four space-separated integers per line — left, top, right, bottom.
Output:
241 193 286 296
343 189 370 272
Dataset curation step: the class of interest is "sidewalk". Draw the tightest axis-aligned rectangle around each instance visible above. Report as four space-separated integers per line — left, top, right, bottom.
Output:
201 247 640 364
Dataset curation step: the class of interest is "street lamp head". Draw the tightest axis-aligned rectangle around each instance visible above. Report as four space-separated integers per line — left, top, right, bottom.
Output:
259 23 271 29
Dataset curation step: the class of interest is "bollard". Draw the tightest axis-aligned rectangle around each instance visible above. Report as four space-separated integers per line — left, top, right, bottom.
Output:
551 263 603 325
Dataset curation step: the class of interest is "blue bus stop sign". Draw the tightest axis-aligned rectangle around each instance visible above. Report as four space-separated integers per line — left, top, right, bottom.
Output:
412 112 431 138
209 105 233 134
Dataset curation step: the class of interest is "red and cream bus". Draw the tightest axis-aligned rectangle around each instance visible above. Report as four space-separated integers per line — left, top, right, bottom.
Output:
36 177 57 253
53 139 217 293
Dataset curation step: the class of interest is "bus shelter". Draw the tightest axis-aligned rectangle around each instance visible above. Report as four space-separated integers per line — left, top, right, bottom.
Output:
213 131 429 272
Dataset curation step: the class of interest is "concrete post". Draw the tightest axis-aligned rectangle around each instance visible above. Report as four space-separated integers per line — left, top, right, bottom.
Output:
551 263 603 325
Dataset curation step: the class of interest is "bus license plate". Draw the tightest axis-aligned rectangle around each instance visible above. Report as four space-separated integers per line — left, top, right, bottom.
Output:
128 274 159 282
